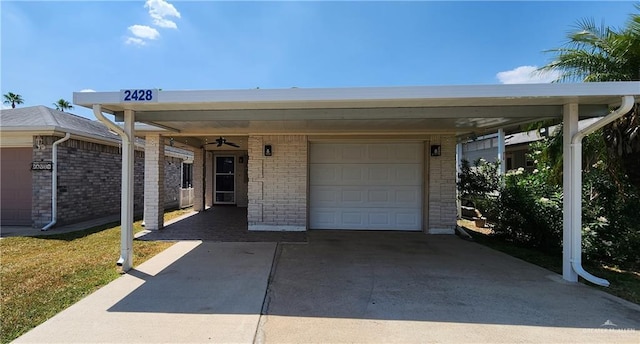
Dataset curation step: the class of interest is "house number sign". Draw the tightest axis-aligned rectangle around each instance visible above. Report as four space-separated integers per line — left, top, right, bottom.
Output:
31 161 53 171
120 89 158 102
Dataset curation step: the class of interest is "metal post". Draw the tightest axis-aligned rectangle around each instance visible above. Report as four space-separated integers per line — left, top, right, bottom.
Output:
562 103 579 282
119 109 135 271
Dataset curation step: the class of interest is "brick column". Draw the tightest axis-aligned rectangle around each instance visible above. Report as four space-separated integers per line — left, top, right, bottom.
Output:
193 148 205 211
247 135 307 231
427 135 457 234
144 135 164 230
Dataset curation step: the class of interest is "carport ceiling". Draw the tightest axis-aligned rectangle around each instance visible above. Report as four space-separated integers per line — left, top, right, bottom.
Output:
73 82 640 137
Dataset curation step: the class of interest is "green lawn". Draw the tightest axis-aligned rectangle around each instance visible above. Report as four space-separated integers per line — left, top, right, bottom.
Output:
459 221 640 305
0 209 191 343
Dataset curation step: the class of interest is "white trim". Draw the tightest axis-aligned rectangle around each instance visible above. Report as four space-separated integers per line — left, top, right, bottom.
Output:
74 82 640 111
213 155 236 205
249 225 307 232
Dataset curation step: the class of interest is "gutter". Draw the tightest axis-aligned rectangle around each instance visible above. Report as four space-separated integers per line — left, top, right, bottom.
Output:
93 105 133 268
569 95 635 287
41 133 71 231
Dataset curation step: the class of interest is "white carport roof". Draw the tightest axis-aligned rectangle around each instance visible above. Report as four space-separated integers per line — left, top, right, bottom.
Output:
74 82 640 144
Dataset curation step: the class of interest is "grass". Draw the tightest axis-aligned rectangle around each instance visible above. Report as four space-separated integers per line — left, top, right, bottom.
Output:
0 208 192 343
459 220 640 305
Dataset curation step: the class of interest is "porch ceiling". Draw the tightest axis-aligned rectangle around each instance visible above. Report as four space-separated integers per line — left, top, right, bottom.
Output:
73 82 640 138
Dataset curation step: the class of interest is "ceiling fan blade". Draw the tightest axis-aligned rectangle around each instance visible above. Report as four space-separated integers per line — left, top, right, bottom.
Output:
225 141 240 148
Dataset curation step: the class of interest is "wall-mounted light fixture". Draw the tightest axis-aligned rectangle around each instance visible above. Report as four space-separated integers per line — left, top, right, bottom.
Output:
430 145 441 157
264 145 273 156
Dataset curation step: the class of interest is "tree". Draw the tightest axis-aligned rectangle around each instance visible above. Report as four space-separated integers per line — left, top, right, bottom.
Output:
3 92 24 109
539 6 640 188
53 99 74 112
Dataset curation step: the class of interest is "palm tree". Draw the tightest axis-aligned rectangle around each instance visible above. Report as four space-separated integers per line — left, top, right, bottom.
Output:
3 92 24 108
539 6 640 188
53 99 74 112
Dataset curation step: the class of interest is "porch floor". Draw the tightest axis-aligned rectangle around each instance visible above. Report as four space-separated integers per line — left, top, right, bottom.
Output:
138 206 307 242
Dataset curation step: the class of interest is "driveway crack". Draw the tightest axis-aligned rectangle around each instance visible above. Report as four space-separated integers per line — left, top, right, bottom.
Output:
253 242 283 344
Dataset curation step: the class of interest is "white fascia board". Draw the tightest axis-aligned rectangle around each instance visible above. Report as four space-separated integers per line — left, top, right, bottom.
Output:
1 126 121 146
73 82 640 109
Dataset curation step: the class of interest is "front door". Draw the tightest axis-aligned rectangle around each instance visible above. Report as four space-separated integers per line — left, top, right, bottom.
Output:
215 156 235 204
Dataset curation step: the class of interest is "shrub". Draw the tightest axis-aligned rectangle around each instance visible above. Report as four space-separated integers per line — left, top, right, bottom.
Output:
493 166 563 253
457 158 501 213
458 136 640 267
582 158 640 267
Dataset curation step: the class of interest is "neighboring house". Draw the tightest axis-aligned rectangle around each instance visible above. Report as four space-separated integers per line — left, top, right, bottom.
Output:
0 106 193 228
461 117 602 171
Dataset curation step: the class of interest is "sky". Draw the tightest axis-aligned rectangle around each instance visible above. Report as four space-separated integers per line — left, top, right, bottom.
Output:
1 0 637 119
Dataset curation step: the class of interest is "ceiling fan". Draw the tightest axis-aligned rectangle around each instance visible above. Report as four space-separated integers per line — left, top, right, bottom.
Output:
215 136 240 148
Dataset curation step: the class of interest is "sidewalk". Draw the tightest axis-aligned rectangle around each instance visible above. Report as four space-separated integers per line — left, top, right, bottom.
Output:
13 241 277 343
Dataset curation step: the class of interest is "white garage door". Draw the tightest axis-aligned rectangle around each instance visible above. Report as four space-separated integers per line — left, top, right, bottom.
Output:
310 143 423 231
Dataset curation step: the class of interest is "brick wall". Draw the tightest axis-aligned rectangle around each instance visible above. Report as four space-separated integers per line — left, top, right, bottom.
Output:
247 135 307 231
31 136 184 228
427 135 457 234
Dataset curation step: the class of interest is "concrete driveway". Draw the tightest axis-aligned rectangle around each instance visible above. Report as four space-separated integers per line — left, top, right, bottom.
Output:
14 231 640 343
259 231 640 343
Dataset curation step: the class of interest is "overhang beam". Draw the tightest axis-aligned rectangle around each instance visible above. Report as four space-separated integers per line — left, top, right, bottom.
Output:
121 105 607 122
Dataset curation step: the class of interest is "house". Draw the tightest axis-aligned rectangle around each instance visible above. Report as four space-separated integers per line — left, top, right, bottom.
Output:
460 117 603 171
0 106 193 228
73 82 639 286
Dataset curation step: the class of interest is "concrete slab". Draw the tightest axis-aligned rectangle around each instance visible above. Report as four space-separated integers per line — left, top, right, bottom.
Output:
14 241 276 343
257 231 640 343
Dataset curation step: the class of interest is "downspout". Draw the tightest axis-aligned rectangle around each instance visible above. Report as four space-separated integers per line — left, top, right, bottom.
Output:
41 133 71 231
93 105 133 269
570 95 635 287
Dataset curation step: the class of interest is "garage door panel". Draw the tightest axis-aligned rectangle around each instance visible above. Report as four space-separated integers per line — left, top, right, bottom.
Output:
310 143 423 231
311 164 421 186
312 210 339 227
341 166 363 182
310 165 338 184
396 212 421 226
368 212 391 227
311 143 422 164
343 212 364 226
310 207 421 230
311 186 420 208
395 189 420 204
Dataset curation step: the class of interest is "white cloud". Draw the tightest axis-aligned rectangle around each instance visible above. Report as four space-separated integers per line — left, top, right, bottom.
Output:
128 25 160 40
496 65 561 84
125 37 146 46
145 0 181 29
79 89 96 93
1 104 12 110
124 0 181 46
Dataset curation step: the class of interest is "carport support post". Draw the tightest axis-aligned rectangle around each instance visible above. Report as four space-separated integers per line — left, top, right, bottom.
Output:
193 148 205 211
120 109 135 271
562 103 579 282
143 134 164 230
